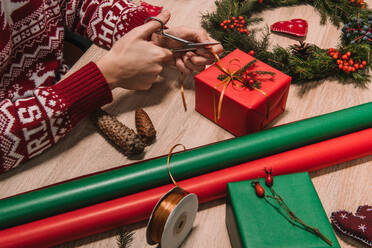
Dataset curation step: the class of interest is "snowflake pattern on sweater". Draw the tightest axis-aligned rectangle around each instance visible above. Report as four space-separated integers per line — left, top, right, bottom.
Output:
0 0 161 172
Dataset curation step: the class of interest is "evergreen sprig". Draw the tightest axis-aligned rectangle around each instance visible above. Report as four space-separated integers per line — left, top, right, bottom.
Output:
202 0 372 88
217 59 275 89
117 229 134 248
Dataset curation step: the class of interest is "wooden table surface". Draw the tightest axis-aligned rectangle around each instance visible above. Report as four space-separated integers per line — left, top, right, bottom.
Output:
1 1 371 247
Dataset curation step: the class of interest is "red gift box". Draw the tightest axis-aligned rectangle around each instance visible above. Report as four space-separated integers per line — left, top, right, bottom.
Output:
195 49 291 136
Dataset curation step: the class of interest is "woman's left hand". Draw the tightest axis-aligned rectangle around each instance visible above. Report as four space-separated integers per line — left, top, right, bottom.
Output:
151 26 224 74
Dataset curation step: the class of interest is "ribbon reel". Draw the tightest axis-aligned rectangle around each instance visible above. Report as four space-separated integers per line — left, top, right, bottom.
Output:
146 145 199 248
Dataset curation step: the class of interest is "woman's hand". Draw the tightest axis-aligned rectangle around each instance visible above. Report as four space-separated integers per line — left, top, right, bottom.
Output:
96 11 173 90
151 26 224 74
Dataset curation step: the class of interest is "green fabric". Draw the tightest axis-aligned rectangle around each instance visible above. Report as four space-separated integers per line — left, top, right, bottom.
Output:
226 173 340 248
1 103 372 229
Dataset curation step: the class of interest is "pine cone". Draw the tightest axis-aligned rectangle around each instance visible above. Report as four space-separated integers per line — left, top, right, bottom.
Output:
92 109 145 156
135 108 156 144
290 41 312 58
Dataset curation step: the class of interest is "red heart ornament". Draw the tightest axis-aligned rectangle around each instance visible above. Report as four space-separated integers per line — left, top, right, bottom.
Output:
270 19 308 37
331 205 372 247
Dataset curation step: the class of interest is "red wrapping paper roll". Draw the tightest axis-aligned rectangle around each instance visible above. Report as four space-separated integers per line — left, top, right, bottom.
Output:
1 128 372 248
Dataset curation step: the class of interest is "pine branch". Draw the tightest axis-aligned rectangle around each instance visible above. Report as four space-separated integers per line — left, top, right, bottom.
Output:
201 0 372 88
117 229 134 248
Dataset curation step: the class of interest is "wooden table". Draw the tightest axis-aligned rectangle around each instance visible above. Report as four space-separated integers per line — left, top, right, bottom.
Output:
1 1 371 247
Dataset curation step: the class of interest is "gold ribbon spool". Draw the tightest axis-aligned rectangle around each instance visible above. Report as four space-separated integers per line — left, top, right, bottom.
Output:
146 144 199 248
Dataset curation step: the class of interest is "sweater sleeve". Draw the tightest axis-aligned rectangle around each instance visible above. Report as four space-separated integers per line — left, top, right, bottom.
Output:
0 62 113 173
61 0 162 48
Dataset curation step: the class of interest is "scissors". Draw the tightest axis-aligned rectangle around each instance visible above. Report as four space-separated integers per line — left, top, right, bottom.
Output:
144 17 220 52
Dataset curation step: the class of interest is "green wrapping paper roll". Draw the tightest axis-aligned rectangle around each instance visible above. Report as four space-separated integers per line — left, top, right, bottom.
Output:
1 103 372 229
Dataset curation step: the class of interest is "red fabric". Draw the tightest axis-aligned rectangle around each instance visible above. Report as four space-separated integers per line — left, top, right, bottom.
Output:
0 1 161 172
0 127 371 248
194 49 291 136
331 205 372 247
271 19 308 37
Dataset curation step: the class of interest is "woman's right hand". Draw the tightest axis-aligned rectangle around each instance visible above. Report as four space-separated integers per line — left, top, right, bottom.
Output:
96 11 173 90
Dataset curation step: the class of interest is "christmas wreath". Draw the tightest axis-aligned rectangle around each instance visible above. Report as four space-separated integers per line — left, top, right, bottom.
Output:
201 0 372 87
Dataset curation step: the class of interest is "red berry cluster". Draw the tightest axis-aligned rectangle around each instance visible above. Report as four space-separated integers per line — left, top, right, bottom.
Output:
251 168 273 198
220 16 249 34
349 0 365 8
327 48 367 73
242 71 258 86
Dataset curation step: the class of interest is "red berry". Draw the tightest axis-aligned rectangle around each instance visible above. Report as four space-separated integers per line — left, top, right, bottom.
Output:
249 79 254 84
339 64 343 69
252 71 257 76
264 168 273 187
346 51 351 57
248 50 255 56
362 61 367 65
238 16 244 20
333 54 338 59
254 182 265 198
220 23 224 27
230 25 234 29
223 26 227 30
349 59 354 65
351 67 356 72
223 20 228 24
360 64 364 69
232 17 236 20
227 20 231 23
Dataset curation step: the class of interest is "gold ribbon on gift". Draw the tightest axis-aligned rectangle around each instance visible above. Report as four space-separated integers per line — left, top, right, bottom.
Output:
211 52 270 123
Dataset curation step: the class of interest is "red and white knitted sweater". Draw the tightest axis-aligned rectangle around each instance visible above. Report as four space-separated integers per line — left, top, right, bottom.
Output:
0 0 161 173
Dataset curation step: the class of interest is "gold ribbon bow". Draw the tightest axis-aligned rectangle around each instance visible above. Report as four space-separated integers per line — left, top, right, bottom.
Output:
212 52 270 123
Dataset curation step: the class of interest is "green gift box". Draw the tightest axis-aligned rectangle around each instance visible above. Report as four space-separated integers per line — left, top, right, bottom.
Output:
226 172 340 248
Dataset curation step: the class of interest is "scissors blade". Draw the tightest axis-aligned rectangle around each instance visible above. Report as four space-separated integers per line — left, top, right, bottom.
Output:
187 42 221 47
171 42 221 52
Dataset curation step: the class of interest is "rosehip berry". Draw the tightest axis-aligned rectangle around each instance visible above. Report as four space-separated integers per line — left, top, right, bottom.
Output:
227 20 231 23
362 60 367 65
254 182 265 198
230 25 234 29
251 72 257 76
346 51 351 57
264 169 273 187
220 23 224 27
232 17 236 20
249 79 254 84
239 16 243 20
248 50 255 56
339 64 343 69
